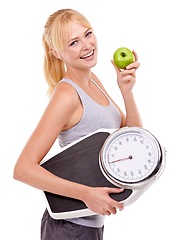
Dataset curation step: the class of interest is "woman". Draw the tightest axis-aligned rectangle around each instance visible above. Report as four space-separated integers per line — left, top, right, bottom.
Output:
13 9 142 240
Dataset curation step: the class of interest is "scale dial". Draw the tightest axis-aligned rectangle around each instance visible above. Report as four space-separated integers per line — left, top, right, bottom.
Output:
100 127 162 186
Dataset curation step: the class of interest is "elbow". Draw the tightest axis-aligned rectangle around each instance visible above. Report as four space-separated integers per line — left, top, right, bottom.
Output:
13 163 25 182
124 122 143 128
138 120 143 128
136 122 143 128
13 165 20 181
130 120 143 129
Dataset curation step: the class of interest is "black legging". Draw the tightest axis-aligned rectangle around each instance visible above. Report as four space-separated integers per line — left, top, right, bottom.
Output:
41 210 104 240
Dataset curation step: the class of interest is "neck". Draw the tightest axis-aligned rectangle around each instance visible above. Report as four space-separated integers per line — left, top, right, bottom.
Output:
65 69 92 88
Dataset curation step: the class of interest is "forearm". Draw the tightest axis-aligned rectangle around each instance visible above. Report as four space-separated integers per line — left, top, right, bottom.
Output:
13 163 89 202
122 91 143 127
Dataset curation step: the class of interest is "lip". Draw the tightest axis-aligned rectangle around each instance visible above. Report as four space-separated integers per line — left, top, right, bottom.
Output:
80 49 95 59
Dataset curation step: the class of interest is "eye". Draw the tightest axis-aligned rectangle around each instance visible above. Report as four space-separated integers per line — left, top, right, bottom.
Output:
69 40 78 47
85 31 93 38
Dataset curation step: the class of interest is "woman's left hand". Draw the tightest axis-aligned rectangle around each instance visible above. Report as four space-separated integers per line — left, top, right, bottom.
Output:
111 50 140 95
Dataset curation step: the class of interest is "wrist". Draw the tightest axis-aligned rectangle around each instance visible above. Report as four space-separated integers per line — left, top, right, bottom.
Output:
122 90 134 100
78 185 92 202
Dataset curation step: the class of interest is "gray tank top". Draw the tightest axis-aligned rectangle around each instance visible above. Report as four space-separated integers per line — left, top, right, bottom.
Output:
58 78 121 227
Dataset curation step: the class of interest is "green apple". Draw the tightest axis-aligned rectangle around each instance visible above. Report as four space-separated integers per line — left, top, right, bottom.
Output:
113 47 135 69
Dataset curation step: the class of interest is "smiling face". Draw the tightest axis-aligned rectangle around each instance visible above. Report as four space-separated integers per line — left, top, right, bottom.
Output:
60 21 98 70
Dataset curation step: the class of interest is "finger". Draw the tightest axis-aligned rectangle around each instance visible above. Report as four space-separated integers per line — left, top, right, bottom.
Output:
107 188 125 210
104 205 118 215
111 60 121 74
110 206 117 215
104 211 111 216
107 188 124 194
119 68 135 76
105 200 124 213
132 50 138 61
126 61 140 70
105 208 116 215
114 201 124 211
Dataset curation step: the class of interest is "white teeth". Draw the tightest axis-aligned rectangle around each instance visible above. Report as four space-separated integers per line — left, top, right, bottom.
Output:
81 50 94 59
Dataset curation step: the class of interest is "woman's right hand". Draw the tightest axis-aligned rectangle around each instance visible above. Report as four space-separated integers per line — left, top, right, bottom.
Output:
83 187 124 215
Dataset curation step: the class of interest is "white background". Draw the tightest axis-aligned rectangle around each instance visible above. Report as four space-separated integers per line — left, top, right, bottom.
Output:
1 0 184 239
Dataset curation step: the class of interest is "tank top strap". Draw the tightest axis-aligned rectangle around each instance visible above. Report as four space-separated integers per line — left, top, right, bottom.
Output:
60 78 110 106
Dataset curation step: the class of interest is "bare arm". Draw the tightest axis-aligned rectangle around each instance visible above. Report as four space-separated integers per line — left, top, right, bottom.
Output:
13 82 123 215
91 50 143 128
111 50 143 127
13 83 87 198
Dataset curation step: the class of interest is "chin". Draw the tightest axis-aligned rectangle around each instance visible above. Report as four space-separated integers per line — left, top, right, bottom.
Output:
87 57 97 68
91 60 97 68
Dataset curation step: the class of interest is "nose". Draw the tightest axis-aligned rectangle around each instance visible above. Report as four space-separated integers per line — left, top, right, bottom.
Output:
81 38 91 49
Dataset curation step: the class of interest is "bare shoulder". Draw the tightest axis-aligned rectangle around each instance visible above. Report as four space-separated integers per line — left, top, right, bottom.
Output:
51 81 79 105
39 81 80 132
45 81 79 118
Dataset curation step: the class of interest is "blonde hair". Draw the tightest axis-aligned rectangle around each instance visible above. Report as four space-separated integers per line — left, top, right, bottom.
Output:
43 9 92 95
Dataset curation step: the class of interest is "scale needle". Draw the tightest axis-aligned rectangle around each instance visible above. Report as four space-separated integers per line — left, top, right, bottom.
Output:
110 155 133 163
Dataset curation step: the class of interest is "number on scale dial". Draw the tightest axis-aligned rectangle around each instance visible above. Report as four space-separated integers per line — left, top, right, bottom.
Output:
102 130 160 184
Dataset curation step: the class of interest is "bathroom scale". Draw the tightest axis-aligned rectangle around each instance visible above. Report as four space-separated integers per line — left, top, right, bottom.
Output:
40 127 166 219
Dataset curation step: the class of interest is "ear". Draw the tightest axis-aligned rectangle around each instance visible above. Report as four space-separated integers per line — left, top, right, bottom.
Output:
49 48 61 59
